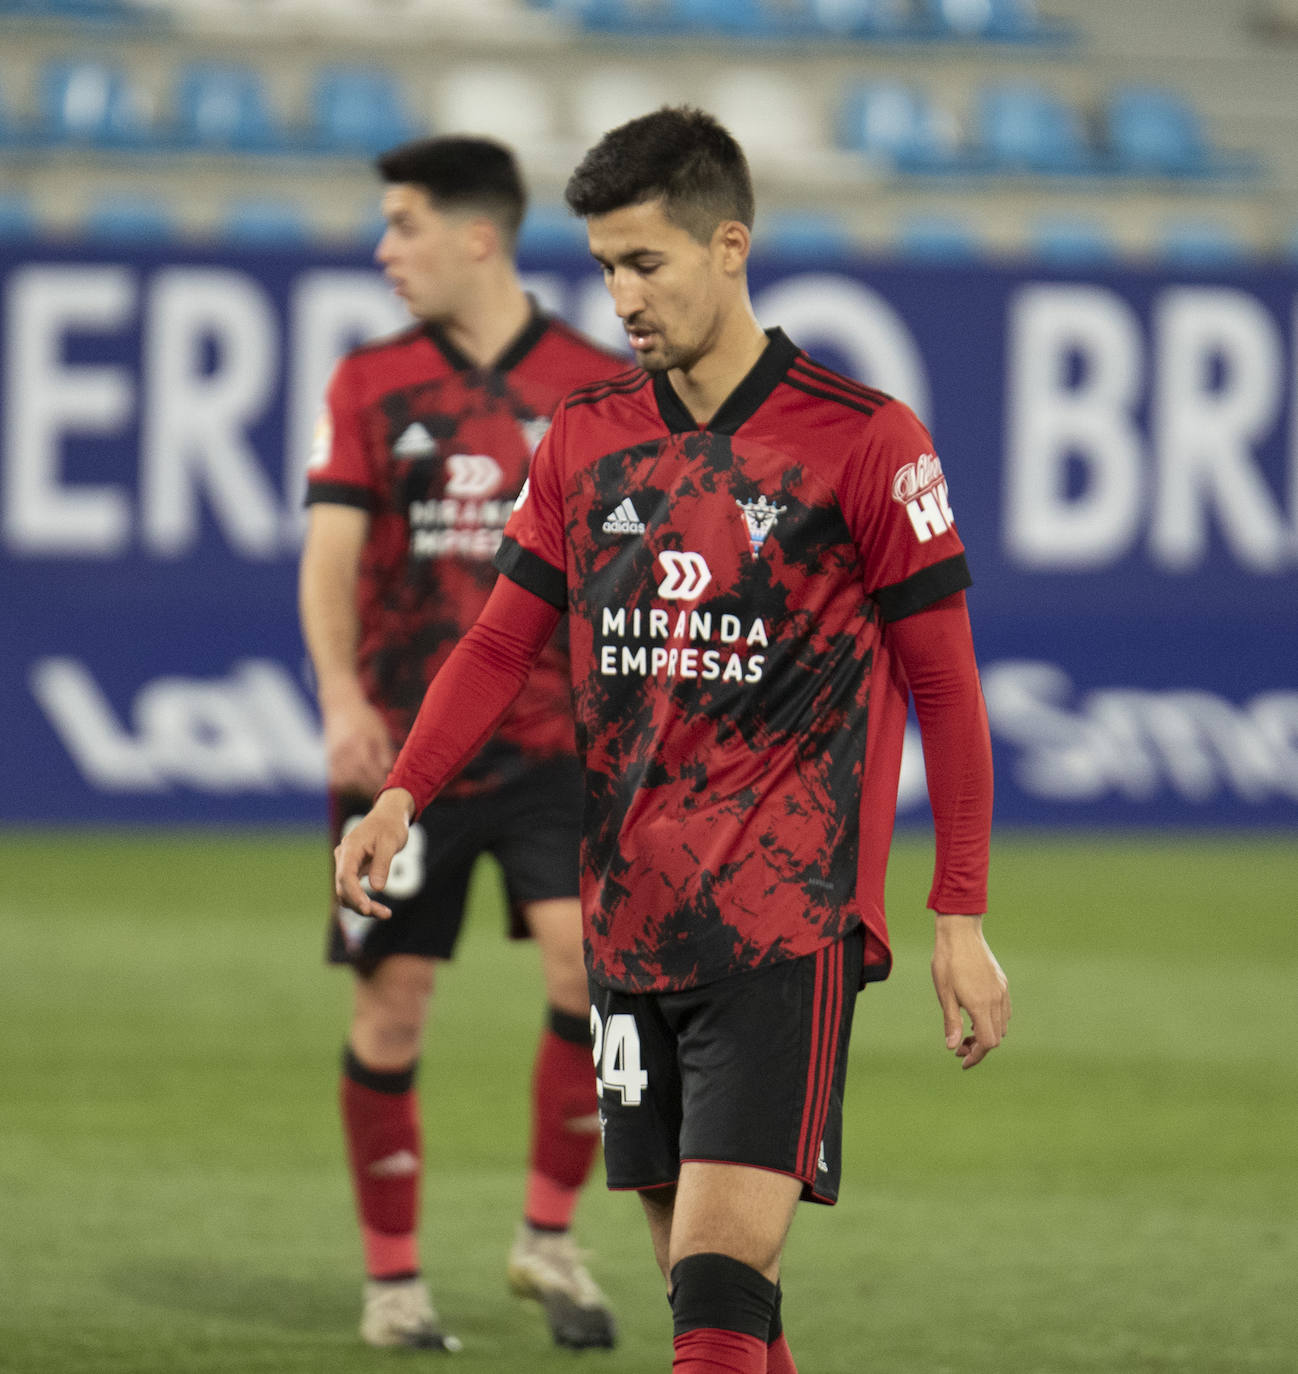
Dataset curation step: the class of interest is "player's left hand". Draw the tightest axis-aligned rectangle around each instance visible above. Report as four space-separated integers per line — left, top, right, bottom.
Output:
931 914 1011 1070
334 788 416 919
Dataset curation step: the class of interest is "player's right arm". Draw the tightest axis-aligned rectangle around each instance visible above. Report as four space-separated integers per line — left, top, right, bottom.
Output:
299 502 395 797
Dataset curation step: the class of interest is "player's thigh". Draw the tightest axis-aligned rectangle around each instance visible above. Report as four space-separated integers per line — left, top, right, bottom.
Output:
589 983 683 1195
325 791 481 974
672 925 865 1206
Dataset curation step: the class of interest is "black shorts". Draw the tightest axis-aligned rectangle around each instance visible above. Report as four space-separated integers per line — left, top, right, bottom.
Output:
326 757 582 974
590 926 864 1206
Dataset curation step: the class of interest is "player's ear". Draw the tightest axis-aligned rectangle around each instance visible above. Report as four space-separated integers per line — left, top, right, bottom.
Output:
464 214 501 262
714 220 751 275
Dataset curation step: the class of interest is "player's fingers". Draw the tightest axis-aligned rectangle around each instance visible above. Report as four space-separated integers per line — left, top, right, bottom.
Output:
333 841 372 914
366 833 402 898
960 1010 1004 1069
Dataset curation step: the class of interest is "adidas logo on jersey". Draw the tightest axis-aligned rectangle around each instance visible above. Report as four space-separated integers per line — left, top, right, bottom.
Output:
602 498 646 535
393 422 437 459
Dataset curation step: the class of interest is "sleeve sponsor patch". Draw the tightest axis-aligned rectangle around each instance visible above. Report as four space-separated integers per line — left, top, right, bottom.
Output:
891 451 955 544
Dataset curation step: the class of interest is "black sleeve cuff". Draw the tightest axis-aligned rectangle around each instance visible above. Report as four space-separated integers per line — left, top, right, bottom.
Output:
494 536 567 610
874 552 971 622
304 481 376 512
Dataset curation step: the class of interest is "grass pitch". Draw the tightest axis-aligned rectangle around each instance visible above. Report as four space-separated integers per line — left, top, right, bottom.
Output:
1 828 1294 1373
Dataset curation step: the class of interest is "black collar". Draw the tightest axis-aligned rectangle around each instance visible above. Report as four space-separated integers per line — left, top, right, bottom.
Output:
652 328 800 436
424 297 550 375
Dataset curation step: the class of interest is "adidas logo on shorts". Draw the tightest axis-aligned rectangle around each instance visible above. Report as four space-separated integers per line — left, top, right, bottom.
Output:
602 498 646 535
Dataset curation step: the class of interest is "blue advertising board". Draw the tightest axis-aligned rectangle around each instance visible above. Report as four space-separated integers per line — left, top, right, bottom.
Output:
1 243 1295 826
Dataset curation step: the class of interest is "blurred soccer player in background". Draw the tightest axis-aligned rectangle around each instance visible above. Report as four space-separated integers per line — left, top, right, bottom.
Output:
299 135 625 1352
336 107 1011 1373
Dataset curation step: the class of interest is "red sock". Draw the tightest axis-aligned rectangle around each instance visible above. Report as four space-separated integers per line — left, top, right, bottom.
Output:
341 1048 421 1278
766 1332 797 1373
524 1010 599 1231
672 1328 768 1373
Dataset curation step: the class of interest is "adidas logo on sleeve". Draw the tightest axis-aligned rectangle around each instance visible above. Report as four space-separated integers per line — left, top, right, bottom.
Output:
602 498 646 535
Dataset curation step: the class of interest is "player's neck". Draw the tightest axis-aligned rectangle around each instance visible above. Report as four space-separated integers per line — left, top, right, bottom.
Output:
668 310 768 427
436 270 533 370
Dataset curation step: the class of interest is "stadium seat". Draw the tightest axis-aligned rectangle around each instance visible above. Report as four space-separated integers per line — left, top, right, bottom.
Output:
1156 219 1249 268
0 192 39 240
172 61 282 152
837 81 962 173
707 67 823 169
974 81 1092 174
435 66 554 155
82 194 178 242
760 210 858 258
309 65 420 155
517 204 587 258
895 213 982 261
38 57 153 147
1104 86 1218 177
1028 215 1119 266
807 0 909 36
571 67 679 150
921 0 1044 39
218 199 312 245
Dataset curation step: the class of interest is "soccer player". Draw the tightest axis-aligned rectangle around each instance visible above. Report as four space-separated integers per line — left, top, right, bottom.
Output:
299 135 626 1352
335 108 1011 1373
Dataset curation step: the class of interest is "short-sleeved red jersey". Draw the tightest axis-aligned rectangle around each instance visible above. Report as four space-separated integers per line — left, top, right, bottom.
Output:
496 329 972 992
306 305 625 797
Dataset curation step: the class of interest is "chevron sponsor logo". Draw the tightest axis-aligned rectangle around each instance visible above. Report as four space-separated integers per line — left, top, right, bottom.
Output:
445 452 502 498
602 498 646 535
656 550 711 600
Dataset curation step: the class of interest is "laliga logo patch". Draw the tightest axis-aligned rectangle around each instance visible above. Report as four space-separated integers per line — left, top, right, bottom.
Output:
736 494 786 558
656 550 712 600
891 451 954 544
445 453 503 498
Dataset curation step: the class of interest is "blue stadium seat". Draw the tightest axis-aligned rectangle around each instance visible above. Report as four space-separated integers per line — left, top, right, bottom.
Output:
1156 220 1249 268
38 57 152 148
309 66 420 156
517 205 587 258
921 0 1044 38
895 214 982 261
83 195 177 243
838 82 963 173
0 192 39 240
218 199 311 246
975 81 1092 173
1028 215 1119 266
761 210 858 258
1105 86 1218 177
807 0 909 36
173 62 282 153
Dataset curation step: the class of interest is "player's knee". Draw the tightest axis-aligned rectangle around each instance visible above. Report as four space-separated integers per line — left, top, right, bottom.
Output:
668 1252 777 1342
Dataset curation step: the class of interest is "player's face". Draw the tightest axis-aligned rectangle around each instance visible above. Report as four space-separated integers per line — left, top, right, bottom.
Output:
375 184 471 323
586 198 735 374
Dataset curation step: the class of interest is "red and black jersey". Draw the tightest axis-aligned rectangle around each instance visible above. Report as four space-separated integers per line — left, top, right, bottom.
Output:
305 304 625 797
496 328 972 993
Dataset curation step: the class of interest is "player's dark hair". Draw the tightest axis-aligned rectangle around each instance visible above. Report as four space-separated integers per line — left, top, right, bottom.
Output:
376 136 527 247
564 105 754 244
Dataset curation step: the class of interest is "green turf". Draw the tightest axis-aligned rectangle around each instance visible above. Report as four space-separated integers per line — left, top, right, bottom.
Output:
1 829 1294 1372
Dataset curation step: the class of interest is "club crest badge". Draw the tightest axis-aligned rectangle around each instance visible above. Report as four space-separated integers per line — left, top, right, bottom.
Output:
736 494 787 558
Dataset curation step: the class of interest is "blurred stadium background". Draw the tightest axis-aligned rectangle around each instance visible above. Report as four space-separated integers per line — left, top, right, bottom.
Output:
1 1 1295 1371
